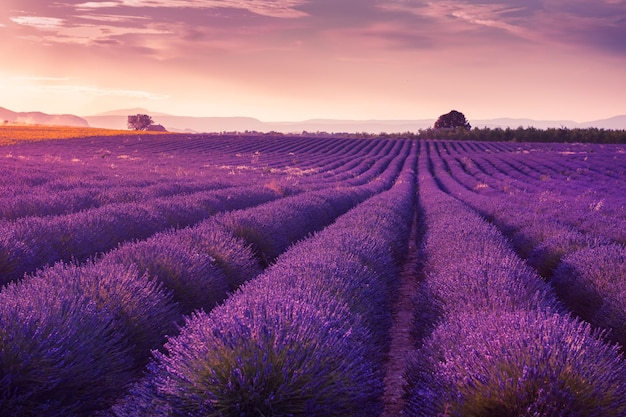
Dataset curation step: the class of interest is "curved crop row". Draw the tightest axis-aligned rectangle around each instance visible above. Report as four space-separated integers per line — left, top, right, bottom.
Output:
0 138 412 415
0 185 281 284
432 141 626 245
109 144 417 417
402 146 626 416
0 136 413 284
422 140 626 347
0 134 378 220
0 176 236 221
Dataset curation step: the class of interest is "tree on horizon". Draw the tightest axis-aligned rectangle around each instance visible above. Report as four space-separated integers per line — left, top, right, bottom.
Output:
434 110 471 130
127 114 153 131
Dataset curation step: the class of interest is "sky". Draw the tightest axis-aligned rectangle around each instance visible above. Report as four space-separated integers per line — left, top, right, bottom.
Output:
1 0 625 122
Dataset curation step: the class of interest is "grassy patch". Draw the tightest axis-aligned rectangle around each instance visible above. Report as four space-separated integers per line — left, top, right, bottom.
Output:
0 124 171 146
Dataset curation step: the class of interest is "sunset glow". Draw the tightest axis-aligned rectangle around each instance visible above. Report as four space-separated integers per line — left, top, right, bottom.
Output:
1 0 625 122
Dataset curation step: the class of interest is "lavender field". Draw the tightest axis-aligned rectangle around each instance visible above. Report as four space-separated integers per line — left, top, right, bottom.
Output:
0 133 625 416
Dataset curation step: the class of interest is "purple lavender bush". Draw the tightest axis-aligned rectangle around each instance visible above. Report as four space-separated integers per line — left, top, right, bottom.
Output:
212 188 374 266
404 310 626 417
29 260 181 364
0 274 134 416
526 229 609 277
117 291 378 417
265 247 395 355
0 229 30 283
177 221 263 291
408 144 626 416
0 186 279 285
102 233 231 315
552 244 626 346
112 151 417 416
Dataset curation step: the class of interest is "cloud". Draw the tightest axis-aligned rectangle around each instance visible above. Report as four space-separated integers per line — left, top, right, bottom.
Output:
378 2 533 38
7 0 308 52
9 11 173 48
74 14 151 23
534 0 626 53
73 0 309 18
375 1 626 54
74 1 120 8
10 16 65 30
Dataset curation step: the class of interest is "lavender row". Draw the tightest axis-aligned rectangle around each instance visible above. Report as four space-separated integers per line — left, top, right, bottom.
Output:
0 188 375 415
101 150 406 316
425 140 624 273
440 140 626 200
0 174 234 220
0 135 360 219
95 138 409 319
403 148 626 415
0 185 281 285
0 137 411 284
0 232 246 416
0 135 400 218
551 244 626 347
433 141 626 244
109 144 417 416
423 140 626 345
0 142 411 415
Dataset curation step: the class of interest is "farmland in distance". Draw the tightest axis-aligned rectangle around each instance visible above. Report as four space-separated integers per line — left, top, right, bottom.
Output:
0 130 625 416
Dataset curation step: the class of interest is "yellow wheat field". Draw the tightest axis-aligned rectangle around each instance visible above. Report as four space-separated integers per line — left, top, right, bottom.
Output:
0 124 171 146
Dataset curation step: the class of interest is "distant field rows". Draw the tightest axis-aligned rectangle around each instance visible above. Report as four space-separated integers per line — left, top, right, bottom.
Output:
0 133 624 415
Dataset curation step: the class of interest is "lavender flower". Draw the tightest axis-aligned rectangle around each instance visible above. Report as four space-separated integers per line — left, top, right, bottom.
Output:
0 273 134 415
404 310 626 417
552 244 626 346
141 293 380 417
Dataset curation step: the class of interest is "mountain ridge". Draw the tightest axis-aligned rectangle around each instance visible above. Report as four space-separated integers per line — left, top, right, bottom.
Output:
0 106 89 127
2 106 625 133
84 112 626 133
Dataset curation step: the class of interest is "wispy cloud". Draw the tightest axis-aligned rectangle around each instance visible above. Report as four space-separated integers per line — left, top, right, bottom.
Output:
73 0 309 18
532 0 626 53
10 16 65 30
2 0 624 121
10 15 173 48
379 1 531 38
74 14 151 23
376 0 626 53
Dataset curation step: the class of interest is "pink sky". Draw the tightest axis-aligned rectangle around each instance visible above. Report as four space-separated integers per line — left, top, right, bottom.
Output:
1 0 625 121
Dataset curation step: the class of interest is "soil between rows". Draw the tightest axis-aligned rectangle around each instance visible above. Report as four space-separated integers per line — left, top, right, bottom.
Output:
381 209 423 417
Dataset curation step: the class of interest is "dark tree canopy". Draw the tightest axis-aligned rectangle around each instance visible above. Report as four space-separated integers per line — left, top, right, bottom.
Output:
127 114 153 131
434 110 471 130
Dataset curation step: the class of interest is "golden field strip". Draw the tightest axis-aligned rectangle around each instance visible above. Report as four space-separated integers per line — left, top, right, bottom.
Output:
0 124 171 146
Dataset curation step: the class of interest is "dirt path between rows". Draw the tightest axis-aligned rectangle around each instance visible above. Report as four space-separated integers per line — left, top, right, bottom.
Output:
381 210 423 417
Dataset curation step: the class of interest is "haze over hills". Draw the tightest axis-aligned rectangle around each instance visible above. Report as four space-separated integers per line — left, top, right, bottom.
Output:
84 109 626 133
1 106 625 133
0 106 88 127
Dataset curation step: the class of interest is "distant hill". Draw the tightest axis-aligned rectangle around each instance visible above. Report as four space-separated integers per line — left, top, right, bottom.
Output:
0 106 89 127
2 106 624 133
579 115 626 130
84 114 267 133
85 110 626 133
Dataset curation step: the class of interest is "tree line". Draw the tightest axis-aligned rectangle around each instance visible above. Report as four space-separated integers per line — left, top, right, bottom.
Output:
127 111 626 143
413 126 626 144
